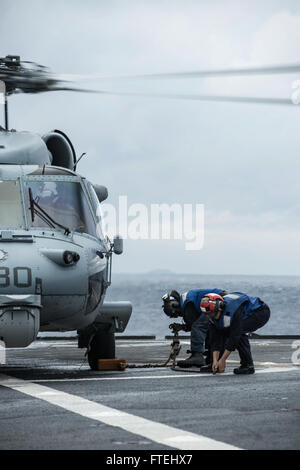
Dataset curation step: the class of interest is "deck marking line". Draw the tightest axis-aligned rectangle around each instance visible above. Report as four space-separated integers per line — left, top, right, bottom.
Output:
25 366 299 383
0 373 240 451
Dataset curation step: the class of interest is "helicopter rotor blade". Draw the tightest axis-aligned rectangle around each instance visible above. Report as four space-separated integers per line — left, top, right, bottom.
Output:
25 62 300 88
49 86 296 107
111 63 300 80
50 62 300 83
0 55 297 106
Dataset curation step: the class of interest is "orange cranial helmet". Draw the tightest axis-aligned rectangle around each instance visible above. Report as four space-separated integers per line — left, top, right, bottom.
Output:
200 293 224 315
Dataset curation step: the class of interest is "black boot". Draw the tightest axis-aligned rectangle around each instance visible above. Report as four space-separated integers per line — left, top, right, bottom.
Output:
177 352 205 368
233 365 255 375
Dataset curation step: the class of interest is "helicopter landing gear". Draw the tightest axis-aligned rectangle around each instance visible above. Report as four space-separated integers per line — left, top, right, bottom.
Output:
87 328 116 371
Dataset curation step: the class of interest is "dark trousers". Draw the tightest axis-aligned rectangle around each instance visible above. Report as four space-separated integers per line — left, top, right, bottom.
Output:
190 313 209 353
208 305 270 366
237 305 270 366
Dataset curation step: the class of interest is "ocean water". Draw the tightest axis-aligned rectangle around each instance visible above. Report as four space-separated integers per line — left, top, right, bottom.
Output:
106 273 300 338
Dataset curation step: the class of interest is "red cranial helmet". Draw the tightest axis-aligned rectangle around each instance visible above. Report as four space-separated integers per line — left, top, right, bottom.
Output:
200 293 224 315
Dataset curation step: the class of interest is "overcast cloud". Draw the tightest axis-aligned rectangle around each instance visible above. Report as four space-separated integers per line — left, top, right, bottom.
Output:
1 0 300 274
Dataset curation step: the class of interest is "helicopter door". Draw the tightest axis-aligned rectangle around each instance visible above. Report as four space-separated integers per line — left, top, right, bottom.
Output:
0 180 24 229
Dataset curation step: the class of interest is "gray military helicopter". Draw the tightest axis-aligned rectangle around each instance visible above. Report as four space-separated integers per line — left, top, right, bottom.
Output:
0 54 298 370
0 55 132 370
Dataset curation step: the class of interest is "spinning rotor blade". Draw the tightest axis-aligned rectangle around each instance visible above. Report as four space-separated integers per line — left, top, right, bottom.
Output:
11 84 296 107
2 54 300 90
51 62 300 83
112 63 300 81
0 55 297 107
50 87 295 107
0 56 69 94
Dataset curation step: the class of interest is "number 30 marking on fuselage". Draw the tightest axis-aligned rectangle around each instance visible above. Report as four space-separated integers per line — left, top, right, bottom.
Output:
0 267 32 288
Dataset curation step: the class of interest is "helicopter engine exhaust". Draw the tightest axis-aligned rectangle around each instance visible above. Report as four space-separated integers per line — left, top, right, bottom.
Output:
43 129 76 170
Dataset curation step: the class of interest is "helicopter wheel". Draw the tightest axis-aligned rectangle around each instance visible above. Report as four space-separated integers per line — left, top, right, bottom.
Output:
87 328 115 371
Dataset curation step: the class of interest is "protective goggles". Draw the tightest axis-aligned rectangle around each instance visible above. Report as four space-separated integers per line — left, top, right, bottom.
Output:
161 293 180 318
162 293 176 302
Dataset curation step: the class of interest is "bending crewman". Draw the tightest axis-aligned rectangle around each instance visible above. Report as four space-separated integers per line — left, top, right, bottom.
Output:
200 292 271 374
162 288 227 368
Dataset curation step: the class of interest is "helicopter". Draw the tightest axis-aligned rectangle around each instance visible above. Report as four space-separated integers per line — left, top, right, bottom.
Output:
0 54 298 370
0 55 133 370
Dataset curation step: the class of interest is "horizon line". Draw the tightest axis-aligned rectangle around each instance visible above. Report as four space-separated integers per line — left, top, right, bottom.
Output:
112 271 300 277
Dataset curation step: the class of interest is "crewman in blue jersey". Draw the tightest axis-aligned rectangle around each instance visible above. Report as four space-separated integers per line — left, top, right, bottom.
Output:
200 292 271 374
162 288 227 367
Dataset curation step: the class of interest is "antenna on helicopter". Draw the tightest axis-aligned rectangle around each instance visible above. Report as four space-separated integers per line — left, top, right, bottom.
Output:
73 152 87 170
4 93 8 131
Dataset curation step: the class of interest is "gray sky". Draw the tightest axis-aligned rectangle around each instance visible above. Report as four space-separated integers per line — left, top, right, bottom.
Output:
1 0 300 275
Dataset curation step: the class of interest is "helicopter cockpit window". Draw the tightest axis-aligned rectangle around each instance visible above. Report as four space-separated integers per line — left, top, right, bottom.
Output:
86 182 105 240
0 180 24 229
25 180 97 237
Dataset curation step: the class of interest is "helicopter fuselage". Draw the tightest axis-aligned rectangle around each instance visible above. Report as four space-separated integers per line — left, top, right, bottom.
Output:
0 130 132 349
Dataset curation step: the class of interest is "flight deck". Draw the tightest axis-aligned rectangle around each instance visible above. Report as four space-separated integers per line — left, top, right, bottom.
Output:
0 336 299 450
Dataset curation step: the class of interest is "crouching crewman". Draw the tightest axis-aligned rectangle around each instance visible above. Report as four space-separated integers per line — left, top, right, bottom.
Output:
162 288 227 368
200 292 271 375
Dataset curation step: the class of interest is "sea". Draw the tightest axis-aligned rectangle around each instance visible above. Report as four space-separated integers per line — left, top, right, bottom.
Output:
38 273 300 339
106 273 300 338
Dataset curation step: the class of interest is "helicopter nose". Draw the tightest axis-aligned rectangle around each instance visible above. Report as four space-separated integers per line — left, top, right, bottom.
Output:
0 240 88 347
